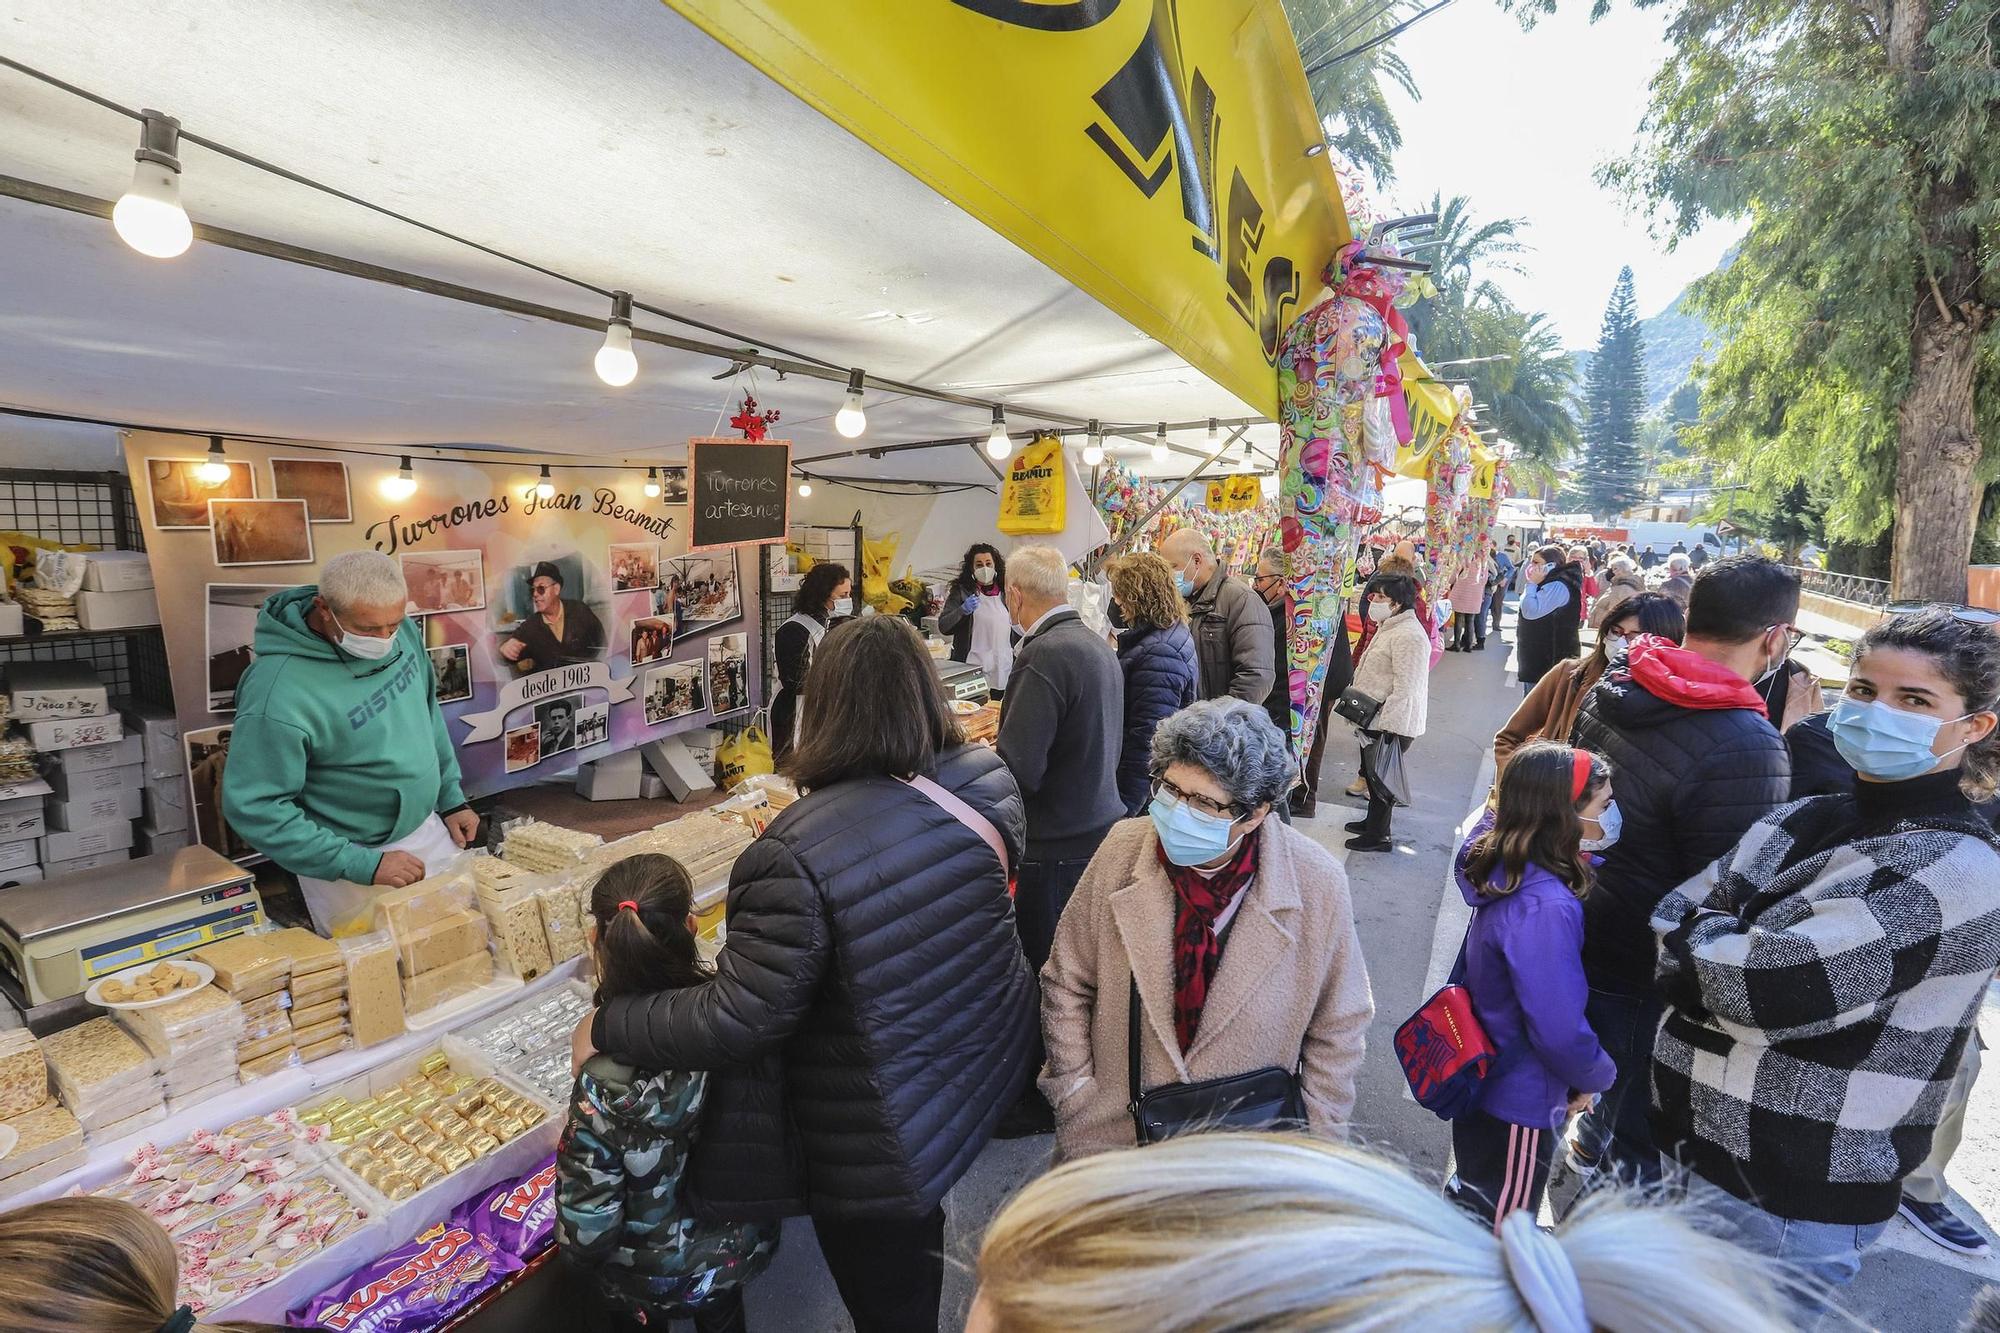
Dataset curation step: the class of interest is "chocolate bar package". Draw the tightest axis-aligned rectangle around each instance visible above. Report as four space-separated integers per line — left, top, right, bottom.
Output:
455 1154 557 1259
287 1221 522 1331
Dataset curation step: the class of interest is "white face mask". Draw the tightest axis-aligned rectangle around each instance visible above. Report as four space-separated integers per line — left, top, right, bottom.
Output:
1602 632 1628 660
973 566 996 587
1581 800 1622 852
328 606 397 661
1367 601 1392 623
831 597 853 618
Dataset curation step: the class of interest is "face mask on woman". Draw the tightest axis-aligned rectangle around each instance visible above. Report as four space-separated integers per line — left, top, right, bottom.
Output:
1601 632 1628 661
1149 792 1241 866
1581 800 1622 852
831 597 853 618
1107 599 1129 631
1828 697 1976 781
1366 600 1392 623
973 566 996 587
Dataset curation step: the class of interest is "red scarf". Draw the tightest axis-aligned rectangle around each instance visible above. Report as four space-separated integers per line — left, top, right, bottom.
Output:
1157 835 1260 1052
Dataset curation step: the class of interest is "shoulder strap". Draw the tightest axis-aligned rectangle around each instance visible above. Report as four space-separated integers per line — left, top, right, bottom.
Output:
899 773 1010 879
1129 974 1144 1104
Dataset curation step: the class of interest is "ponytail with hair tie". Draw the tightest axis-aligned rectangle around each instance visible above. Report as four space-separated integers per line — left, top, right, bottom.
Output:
617 900 639 914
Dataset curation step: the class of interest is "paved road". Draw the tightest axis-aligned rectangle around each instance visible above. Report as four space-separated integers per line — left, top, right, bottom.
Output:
486 609 2000 1330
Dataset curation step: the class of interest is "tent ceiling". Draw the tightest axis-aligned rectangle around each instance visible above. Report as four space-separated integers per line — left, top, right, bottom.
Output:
0 0 1281 485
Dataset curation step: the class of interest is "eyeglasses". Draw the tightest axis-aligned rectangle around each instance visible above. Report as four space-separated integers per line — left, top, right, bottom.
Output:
1150 773 1246 821
1887 600 2000 626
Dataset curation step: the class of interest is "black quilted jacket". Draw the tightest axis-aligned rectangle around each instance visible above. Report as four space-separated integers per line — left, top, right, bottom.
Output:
1568 664 1790 994
593 744 1035 1221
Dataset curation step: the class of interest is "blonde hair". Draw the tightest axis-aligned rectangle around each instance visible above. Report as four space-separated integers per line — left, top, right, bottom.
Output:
1007 545 1069 602
1106 552 1184 631
972 1134 1796 1333
0 1196 254 1333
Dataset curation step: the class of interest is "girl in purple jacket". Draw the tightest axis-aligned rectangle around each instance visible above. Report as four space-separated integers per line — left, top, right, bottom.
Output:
1447 741 1619 1229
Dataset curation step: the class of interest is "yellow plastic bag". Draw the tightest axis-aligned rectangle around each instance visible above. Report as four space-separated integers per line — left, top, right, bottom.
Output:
1227 475 1262 512
717 725 775 784
998 434 1066 535
1206 480 1228 510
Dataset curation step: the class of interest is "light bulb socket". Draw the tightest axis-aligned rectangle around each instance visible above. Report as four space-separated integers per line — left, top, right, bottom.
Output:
845 368 865 396
607 291 633 331
538 464 551 479
134 110 183 173
206 435 225 457
397 454 413 476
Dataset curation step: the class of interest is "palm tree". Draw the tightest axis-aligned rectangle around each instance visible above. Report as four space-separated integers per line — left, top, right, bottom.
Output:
1283 0 1424 187
1400 193 1526 353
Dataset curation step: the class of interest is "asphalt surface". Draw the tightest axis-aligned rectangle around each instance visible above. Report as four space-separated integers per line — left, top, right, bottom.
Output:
476 604 2000 1331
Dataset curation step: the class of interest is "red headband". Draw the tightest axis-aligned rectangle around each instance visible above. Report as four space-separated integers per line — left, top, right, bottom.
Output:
1571 751 1594 802
617 900 639 913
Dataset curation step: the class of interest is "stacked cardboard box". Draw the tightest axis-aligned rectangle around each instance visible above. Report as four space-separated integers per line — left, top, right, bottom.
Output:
117 698 190 856
2 664 140 881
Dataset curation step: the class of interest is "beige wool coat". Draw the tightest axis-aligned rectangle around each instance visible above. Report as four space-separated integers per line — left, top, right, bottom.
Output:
1039 817 1375 1160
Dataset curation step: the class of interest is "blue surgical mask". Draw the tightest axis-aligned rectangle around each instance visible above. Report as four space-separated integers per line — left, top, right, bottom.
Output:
1149 793 1241 867
831 597 852 618
1581 800 1621 852
1828 697 1972 781
1175 570 1195 597
328 607 397 662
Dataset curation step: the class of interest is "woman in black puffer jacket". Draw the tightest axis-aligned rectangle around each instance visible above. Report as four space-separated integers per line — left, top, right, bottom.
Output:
1107 553 1199 814
586 615 1033 1333
1514 545 1585 693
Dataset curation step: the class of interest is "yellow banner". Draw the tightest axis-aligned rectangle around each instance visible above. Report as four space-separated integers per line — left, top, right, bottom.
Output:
1469 446 1498 499
664 0 1349 415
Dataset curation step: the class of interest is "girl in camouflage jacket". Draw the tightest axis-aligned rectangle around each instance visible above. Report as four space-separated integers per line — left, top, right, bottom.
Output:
558 854 777 1331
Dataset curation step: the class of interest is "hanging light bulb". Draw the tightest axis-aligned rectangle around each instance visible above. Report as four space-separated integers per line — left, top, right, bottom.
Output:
380 455 417 501
984 405 1011 460
1151 422 1170 464
1081 419 1104 467
196 435 231 485
594 291 638 387
834 369 867 439
535 464 556 499
797 478 813 498
643 466 661 499
113 111 193 259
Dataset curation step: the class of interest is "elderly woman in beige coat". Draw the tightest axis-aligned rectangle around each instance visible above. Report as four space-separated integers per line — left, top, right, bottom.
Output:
1040 699 1374 1160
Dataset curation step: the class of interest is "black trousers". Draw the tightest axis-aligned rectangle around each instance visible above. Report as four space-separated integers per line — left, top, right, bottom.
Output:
814 1206 946 1333
1449 1111 1557 1231
1360 733 1411 840
1452 612 1481 651
1487 584 1507 636
1014 846 1102 975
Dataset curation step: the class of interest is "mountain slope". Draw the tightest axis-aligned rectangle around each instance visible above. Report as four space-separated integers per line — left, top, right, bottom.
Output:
1572 278 1717 416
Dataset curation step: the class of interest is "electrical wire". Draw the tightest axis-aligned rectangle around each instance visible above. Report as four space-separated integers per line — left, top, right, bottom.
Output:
1300 0 1406 71
1305 0 1459 74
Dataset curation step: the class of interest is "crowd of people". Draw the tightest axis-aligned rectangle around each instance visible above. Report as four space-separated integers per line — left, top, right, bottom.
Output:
28 535 1999 1332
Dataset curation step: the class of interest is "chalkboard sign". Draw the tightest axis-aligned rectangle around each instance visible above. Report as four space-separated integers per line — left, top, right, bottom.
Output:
688 437 791 551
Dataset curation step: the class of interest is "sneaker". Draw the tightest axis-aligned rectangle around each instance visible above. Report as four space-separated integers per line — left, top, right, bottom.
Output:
1900 1196 1992 1255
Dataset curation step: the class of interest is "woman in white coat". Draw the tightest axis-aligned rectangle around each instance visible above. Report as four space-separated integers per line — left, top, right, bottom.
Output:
1345 571 1429 852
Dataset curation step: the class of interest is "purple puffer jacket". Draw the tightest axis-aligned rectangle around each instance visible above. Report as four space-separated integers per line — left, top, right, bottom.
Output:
1454 814 1617 1130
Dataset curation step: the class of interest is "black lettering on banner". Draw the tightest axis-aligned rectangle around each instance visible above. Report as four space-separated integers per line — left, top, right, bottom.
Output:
954 0 1120 28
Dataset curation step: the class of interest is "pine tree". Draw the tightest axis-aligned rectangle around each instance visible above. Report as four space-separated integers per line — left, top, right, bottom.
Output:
1576 267 1647 517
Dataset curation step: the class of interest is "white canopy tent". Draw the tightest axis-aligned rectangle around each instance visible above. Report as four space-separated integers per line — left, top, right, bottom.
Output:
0 0 1284 491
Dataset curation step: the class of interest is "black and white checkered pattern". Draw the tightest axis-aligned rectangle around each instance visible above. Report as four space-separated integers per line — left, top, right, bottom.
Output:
1651 797 2000 1223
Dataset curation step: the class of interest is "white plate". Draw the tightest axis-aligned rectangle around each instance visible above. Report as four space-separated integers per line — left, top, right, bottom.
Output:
85 959 216 1010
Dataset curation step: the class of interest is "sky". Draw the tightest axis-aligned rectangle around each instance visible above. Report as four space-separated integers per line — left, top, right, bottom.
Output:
1371 0 1743 348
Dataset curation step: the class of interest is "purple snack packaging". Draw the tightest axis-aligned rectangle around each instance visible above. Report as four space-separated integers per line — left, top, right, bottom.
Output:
287 1223 522 1331
456 1154 558 1258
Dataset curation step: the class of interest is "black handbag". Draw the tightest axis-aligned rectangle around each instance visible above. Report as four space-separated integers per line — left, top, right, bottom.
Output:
1127 978 1307 1144
1331 685 1383 730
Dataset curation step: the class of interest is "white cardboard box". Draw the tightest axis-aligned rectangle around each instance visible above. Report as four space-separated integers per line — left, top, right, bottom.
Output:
142 778 189 833
42 848 131 878
8 662 109 721
134 820 193 855
0 838 38 872
114 698 183 778
46 785 142 832
80 550 155 593
640 736 715 802
0 602 20 638
52 734 142 775
0 865 44 888
50 763 143 803
575 750 644 801
24 713 122 752
76 588 161 630
40 822 135 863
0 794 46 843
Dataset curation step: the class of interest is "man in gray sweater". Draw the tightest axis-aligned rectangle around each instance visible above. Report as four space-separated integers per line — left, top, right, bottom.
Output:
1160 530 1275 704
995 545 1127 977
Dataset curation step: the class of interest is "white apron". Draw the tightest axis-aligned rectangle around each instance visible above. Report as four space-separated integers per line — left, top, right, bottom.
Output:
780 611 828 745
967 591 1013 692
296 812 462 938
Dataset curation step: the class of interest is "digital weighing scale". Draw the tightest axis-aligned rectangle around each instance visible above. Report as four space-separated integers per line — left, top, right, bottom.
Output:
934 659 992 707
0 845 265 1012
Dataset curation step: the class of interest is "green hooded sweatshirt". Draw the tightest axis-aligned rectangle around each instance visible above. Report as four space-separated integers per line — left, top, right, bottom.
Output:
221 585 467 884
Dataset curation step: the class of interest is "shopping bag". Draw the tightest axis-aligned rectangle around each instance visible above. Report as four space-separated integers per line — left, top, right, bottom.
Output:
717 725 775 784
997 433 1066 535
1361 732 1411 806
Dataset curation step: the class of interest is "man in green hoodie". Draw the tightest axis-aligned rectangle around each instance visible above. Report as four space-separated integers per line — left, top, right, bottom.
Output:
223 550 479 934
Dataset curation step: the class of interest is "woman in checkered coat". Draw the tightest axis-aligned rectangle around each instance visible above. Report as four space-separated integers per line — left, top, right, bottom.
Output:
1650 608 2000 1295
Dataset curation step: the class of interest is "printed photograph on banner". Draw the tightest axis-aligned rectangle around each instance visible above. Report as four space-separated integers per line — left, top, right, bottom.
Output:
706 632 750 719
185 725 254 860
504 723 541 773
145 457 255 529
401 548 486 616
210 498 313 566
206 583 295 712
609 543 658 592
535 694 580 758
648 582 682 640
658 466 690 504
643 660 705 725
666 550 742 639
630 617 672 667
269 457 352 523
428 644 471 704
575 702 609 749
496 553 607 675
